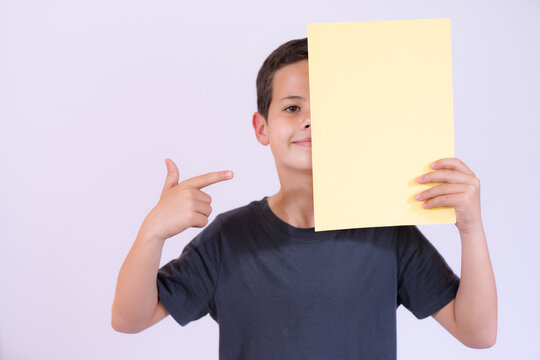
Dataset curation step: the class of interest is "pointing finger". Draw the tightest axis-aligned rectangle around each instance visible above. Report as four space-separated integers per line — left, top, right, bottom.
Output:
183 170 234 190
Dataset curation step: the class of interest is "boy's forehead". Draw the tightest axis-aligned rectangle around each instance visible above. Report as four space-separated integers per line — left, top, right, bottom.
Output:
273 60 309 100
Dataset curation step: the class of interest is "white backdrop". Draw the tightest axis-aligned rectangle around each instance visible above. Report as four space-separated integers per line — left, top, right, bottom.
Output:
1 0 539 359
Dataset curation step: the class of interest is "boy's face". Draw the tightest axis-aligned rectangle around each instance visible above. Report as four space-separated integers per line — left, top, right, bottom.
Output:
252 59 312 174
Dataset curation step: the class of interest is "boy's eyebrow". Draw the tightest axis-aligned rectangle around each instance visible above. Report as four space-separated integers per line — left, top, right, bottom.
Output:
279 95 306 102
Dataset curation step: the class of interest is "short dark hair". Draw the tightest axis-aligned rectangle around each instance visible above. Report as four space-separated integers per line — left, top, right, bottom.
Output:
256 38 308 121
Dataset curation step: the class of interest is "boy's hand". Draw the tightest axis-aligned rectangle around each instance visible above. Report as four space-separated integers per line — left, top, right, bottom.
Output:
415 157 482 234
141 159 234 241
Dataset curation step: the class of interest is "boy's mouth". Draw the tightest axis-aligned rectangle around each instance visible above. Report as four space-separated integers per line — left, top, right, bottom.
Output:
293 138 312 147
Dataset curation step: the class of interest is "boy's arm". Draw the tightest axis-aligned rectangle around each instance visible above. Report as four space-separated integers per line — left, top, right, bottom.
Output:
416 158 497 349
111 159 233 333
431 228 497 348
111 227 168 333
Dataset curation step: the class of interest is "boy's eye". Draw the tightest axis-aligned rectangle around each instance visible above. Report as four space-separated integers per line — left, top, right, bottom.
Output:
284 105 300 113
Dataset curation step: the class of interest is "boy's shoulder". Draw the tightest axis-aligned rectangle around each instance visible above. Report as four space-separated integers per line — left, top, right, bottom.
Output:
186 199 262 251
211 197 262 232
218 199 258 219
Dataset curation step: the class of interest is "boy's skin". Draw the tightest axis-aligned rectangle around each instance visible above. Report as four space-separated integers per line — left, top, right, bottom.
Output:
112 59 497 349
253 60 315 228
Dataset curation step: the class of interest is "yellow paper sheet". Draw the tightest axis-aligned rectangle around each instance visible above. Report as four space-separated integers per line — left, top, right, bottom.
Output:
307 18 456 231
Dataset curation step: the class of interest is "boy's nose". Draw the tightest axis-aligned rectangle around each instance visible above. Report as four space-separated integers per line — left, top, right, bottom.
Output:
302 113 311 128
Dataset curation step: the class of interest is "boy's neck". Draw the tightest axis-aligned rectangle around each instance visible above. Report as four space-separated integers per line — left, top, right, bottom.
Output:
267 186 314 229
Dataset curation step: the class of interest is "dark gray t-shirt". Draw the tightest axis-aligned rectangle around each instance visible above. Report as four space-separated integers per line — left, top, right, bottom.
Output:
157 196 460 359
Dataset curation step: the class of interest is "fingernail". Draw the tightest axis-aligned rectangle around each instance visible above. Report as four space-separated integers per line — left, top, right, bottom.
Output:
415 194 422 200
417 177 423 183
225 171 233 177
422 202 428 208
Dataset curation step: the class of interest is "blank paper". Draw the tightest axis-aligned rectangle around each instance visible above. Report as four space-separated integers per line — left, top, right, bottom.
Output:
307 18 456 231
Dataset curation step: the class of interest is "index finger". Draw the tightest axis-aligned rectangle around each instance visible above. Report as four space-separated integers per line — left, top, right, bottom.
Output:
431 157 475 176
182 170 234 189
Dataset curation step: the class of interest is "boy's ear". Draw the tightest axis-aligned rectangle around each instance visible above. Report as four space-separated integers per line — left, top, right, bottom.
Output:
252 112 269 146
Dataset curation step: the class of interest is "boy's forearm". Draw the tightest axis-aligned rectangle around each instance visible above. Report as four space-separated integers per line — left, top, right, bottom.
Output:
112 224 165 332
454 227 497 347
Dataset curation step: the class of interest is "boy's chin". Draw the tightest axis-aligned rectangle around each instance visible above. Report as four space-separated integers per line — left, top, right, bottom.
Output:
294 165 313 173
279 164 312 174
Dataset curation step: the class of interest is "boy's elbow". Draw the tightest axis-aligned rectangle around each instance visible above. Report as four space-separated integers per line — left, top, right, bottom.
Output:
479 334 497 349
111 315 147 334
467 338 496 349
111 307 145 334
462 332 497 349
479 328 498 349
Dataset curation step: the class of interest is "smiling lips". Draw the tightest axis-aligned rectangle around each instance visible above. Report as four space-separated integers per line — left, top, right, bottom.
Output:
293 137 311 147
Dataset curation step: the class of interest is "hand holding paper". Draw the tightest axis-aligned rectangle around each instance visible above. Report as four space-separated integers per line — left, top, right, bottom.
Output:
416 157 483 234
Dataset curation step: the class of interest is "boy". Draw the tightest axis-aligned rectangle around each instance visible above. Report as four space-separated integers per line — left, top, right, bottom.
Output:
112 38 497 359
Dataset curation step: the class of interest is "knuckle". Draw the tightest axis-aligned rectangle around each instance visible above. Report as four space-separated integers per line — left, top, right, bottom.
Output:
198 215 208 227
200 191 211 203
191 213 207 227
182 187 193 201
189 211 199 222
186 196 195 208
465 189 476 201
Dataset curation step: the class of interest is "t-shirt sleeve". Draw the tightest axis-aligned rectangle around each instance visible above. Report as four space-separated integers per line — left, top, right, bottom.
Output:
156 215 223 327
396 225 460 320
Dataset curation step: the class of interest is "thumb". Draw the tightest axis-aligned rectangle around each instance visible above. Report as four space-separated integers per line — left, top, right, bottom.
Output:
163 158 179 191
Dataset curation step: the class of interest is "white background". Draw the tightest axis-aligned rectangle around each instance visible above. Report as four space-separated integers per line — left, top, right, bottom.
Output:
1 0 539 359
